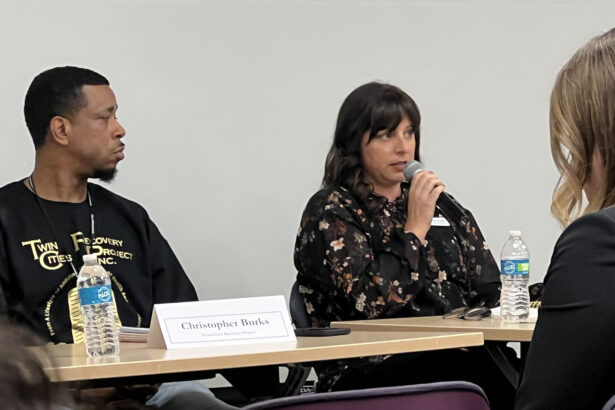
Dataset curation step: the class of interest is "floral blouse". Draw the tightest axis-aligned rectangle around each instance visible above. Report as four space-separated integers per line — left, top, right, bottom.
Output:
293 183 501 391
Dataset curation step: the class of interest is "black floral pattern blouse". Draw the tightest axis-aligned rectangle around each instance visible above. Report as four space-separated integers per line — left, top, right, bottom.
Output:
294 183 501 391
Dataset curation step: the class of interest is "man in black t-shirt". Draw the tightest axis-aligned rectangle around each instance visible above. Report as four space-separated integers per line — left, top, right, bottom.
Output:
0 66 235 409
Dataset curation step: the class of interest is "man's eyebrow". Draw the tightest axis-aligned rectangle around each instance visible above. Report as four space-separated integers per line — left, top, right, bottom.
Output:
98 105 117 114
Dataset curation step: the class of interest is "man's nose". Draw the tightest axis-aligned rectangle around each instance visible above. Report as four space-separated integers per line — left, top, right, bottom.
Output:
114 119 126 139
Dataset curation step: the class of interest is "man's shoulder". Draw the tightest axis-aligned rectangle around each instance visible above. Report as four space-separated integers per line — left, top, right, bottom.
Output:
0 180 25 196
0 180 30 206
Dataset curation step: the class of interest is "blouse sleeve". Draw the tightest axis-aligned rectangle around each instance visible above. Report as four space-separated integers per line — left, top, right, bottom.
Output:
461 209 501 308
295 192 425 320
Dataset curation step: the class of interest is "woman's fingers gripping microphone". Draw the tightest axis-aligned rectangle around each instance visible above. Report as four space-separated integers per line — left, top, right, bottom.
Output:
411 170 446 204
405 170 446 243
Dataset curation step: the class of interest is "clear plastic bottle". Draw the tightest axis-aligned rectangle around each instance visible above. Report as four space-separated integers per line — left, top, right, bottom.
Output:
77 254 120 356
500 230 530 322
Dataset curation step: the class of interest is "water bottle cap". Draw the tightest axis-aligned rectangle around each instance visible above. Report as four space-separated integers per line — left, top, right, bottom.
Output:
509 230 522 237
82 254 98 263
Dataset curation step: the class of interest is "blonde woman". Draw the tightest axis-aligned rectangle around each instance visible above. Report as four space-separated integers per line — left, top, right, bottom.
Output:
515 28 615 409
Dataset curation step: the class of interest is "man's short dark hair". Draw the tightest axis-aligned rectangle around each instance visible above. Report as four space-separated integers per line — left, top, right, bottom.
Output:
24 66 109 149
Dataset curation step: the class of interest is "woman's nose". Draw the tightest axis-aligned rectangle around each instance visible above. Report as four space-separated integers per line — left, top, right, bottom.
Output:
394 134 409 153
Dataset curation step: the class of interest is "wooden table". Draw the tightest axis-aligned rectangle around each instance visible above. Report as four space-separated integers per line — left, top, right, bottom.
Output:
40 330 484 384
331 315 535 342
331 316 536 387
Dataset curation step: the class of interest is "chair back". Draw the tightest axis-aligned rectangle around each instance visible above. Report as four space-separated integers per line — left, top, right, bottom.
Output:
290 281 311 328
243 381 490 410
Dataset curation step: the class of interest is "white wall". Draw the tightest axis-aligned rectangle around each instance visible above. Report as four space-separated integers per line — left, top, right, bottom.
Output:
0 0 611 300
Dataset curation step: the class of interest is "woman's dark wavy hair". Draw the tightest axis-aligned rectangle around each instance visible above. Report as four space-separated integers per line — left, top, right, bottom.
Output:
323 82 421 213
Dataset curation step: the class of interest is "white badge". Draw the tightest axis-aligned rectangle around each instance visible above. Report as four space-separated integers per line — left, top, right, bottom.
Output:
431 216 450 227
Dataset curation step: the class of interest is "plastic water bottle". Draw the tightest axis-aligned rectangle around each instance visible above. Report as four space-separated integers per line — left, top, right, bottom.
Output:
77 254 120 356
500 230 530 322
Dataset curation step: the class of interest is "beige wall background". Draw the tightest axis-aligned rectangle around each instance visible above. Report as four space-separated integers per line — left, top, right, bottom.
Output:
0 0 611 300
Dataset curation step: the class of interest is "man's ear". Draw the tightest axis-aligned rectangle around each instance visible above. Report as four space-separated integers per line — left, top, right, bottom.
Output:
48 116 70 146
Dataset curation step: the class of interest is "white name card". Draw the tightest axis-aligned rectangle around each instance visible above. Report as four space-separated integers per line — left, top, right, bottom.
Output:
147 295 296 349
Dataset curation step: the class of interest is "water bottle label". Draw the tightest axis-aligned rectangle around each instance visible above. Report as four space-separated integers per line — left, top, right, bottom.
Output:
78 285 113 305
501 259 530 276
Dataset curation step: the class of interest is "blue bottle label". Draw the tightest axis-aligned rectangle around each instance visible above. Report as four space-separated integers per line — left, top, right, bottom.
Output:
501 259 530 276
78 285 113 305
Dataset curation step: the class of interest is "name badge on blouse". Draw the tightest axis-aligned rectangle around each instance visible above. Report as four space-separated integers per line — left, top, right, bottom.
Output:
431 216 450 227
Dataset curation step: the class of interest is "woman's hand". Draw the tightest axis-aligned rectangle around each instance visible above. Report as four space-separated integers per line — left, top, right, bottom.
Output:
404 170 446 243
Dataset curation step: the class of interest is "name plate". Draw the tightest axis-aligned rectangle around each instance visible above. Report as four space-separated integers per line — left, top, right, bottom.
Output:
147 295 296 349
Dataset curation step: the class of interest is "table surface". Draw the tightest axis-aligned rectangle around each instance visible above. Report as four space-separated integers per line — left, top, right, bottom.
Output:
331 315 535 342
40 330 484 383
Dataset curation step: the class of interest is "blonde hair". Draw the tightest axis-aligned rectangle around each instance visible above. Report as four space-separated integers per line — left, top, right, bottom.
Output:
551 28 615 226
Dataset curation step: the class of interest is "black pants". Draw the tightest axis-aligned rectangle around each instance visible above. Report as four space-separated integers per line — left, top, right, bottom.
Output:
332 345 518 410
221 366 280 400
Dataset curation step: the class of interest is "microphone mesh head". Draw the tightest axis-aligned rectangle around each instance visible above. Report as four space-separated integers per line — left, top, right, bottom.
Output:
403 160 424 181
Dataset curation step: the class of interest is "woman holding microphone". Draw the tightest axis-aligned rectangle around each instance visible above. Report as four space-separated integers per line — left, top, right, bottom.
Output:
294 82 513 409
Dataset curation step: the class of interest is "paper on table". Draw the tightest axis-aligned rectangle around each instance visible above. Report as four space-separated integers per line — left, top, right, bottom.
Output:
119 326 149 343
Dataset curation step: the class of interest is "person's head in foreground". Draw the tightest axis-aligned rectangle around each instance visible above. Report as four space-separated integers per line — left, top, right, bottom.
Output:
550 28 615 226
0 321 67 409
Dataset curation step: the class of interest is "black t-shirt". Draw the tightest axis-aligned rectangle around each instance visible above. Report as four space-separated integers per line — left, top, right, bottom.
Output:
0 180 198 343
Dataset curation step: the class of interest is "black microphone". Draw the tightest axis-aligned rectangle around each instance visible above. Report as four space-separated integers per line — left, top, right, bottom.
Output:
403 160 467 221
